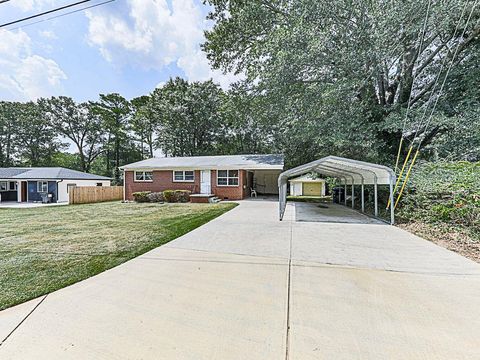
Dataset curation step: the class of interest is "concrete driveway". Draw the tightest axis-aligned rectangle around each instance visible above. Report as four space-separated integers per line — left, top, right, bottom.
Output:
1 200 479 359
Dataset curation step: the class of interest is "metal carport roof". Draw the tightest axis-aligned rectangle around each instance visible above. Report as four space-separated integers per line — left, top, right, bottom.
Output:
278 156 396 224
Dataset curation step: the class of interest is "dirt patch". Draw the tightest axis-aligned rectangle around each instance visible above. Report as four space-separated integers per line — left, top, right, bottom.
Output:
397 222 480 263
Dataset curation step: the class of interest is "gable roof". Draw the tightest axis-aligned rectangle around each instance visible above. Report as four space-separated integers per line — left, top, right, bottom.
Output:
120 154 284 170
0 167 111 181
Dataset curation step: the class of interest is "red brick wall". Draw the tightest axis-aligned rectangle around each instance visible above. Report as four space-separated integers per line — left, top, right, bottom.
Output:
210 170 246 200
124 170 200 200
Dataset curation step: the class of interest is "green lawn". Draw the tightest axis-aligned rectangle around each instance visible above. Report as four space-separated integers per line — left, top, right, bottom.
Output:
0 201 237 311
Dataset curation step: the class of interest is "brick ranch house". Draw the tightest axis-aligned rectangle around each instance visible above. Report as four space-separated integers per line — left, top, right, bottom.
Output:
120 154 284 201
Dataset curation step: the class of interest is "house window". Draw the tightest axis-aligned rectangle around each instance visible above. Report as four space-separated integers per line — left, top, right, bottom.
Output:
9 181 16 191
37 181 48 193
96 183 103 187
135 171 153 182
173 171 194 182
0 181 6 192
217 170 239 186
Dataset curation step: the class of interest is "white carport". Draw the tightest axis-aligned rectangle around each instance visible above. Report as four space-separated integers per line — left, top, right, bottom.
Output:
278 156 396 224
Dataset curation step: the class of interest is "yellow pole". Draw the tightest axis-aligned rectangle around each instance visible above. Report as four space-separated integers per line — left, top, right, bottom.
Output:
386 145 413 208
394 137 404 173
394 149 420 209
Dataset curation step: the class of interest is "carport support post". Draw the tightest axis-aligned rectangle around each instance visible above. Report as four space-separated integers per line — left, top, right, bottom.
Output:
344 179 347 206
361 179 364 213
374 177 378 217
351 181 355 209
389 176 395 225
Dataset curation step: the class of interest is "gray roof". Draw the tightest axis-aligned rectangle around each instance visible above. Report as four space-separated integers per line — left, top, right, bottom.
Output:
120 154 284 170
0 167 111 180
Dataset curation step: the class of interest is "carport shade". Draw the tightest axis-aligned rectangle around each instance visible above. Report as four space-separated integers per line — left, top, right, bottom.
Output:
278 156 396 224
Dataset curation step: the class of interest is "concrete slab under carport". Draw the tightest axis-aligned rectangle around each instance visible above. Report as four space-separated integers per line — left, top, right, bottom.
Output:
294 201 383 224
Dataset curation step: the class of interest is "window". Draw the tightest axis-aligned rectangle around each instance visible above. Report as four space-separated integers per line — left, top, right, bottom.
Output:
135 171 153 182
173 171 195 182
0 181 6 192
217 170 239 186
37 181 48 193
67 184 77 193
96 183 103 187
9 181 16 191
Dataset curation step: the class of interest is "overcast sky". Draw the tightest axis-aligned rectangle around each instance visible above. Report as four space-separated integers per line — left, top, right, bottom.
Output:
0 0 236 102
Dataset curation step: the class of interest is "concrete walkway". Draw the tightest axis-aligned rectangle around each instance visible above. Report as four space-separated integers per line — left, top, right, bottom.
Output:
1 200 480 359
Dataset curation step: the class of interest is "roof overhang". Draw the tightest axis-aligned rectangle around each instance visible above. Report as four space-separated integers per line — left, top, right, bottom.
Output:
121 165 284 171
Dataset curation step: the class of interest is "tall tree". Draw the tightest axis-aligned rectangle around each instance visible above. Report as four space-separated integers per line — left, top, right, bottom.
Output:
131 95 158 159
153 78 224 157
0 102 19 167
16 102 66 166
92 93 132 183
203 0 480 165
40 96 105 172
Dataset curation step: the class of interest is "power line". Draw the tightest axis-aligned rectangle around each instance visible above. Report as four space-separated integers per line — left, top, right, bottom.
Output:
6 0 116 31
0 0 93 28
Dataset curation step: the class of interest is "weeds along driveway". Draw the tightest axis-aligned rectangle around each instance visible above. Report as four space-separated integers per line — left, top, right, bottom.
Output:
1 200 480 359
0 201 236 311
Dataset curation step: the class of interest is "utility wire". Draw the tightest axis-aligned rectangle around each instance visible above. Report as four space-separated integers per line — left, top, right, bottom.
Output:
409 0 473 145
6 0 116 31
416 0 478 149
0 0 92 28
394 0 431 173
393 0 478 210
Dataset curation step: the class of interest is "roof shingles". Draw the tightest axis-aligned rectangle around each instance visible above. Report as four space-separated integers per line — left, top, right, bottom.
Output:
0 167 110 180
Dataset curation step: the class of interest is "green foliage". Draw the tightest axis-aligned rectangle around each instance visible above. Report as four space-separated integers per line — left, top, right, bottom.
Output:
147 192 165 203
132 191 151 203
163 190 177 203
174 190 191 203
397 161 480 232
204 0 480 166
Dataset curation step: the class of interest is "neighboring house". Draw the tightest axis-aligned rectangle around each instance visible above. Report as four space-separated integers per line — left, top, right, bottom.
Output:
289 174 326 196
0 167 111 203
120 154 284 201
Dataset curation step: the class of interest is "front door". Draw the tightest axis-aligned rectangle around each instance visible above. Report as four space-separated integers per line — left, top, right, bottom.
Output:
200 170 211 194
21 181 28 202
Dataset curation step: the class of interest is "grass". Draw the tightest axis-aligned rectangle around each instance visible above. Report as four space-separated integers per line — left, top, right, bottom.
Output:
287 195 332 203
0 201 237 311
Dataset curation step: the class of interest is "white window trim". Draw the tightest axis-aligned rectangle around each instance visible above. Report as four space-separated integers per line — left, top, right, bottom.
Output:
172 170 195 183
134 171 153 182
0 181 7 192
37 181 48 193
217 170 240 187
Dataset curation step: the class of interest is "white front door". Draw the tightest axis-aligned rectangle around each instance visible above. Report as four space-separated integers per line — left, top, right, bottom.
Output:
200 170 211 194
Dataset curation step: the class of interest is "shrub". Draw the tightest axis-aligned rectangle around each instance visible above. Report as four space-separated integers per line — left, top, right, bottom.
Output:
163 190 177 203
397 161 479 230
174 190 191 203
132 191 151 203
147 192 164 203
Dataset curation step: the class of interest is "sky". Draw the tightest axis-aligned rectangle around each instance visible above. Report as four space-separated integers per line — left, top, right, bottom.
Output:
0 0 237 103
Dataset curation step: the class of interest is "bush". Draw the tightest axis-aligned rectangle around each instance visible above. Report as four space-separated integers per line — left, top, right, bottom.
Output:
163 190 177 203
132 191 151 203
397 161 479 230
147 192 164 203
174 190 191 203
